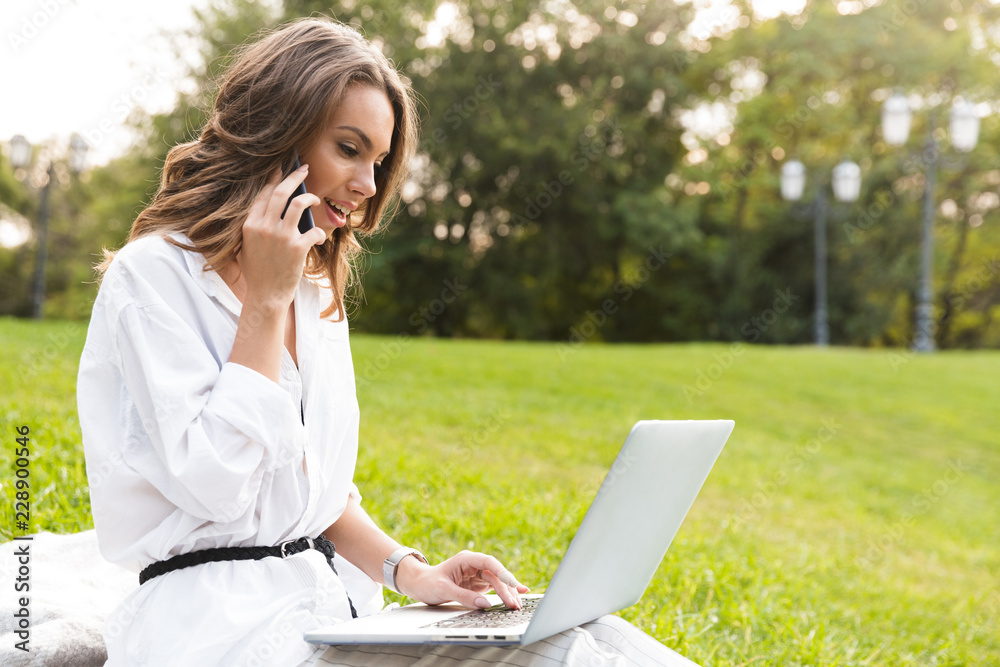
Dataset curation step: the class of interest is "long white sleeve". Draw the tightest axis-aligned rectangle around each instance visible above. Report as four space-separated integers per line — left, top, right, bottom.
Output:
79 233 361 570
113 298 305 521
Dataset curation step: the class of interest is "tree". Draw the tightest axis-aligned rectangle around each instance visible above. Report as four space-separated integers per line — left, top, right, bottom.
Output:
10 0 998 348
286 0 701 339
684 0 1000 346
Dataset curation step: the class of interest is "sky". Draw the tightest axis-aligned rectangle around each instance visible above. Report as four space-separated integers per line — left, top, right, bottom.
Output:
1 0 217 167
0 0 808 247
0 0 810 170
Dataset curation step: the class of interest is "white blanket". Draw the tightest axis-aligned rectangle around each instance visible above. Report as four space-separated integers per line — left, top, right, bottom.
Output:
0 531 137 667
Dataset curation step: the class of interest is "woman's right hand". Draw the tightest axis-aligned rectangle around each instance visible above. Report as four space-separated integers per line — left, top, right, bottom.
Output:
395 550 530 610
236 163 327 309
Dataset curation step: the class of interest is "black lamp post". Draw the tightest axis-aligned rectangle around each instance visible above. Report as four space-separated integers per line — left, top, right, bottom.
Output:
882 94 981 352
9 134 88 319
781 158 862 346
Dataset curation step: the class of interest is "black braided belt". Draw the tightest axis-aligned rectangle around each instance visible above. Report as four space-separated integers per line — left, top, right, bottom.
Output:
138 535 357 617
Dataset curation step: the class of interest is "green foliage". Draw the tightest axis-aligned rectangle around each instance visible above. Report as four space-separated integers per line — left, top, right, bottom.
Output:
686 0 1000 347
284 0 699 339
1 318 998 664
2 0 998 348
0 0 285 323
0 318 91 536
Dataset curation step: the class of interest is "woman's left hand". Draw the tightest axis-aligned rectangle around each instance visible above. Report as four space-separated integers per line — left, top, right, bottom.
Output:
394 550 530 610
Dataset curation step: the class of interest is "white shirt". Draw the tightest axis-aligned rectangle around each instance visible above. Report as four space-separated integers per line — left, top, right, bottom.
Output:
78 232 383 666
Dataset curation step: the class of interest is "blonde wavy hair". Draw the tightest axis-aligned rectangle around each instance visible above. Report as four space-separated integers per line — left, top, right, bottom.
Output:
97 17 419 320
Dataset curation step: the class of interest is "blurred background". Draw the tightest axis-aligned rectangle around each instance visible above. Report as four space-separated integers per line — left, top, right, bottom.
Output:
3 4 999 663
2 0 999 348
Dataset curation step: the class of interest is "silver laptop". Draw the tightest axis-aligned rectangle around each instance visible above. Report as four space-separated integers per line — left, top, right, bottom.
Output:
306 419 734 647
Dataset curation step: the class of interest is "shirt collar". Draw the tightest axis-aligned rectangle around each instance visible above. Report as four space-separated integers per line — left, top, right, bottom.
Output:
168 230 324 322
169 231 245 319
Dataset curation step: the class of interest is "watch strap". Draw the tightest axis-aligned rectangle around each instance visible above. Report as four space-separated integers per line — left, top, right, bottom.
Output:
383 547 427 594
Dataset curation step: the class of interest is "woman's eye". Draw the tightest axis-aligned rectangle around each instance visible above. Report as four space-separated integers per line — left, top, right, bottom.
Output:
339 144 359 158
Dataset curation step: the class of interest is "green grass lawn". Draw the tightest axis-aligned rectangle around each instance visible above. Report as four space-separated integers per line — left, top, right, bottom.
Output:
1 316 998 665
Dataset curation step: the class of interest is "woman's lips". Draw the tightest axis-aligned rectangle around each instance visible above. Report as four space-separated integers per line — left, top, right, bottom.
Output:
323 199 348 227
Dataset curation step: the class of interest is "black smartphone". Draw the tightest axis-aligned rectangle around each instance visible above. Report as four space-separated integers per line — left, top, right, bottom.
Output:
281 156 315 234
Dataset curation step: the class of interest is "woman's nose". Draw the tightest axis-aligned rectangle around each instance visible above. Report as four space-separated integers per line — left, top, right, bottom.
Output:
351 164 377 199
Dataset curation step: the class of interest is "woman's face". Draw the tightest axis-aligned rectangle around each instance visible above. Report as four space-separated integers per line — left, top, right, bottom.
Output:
300 84 395 236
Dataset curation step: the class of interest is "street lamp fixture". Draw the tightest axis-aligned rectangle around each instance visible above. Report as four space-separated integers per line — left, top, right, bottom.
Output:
781 158 861 347
10 134 32 170
832 160 862 203
7 134 89 319
69 134 89 174
881 95 981 352
949 99 980 153
781 159 806 202
881 94 912 147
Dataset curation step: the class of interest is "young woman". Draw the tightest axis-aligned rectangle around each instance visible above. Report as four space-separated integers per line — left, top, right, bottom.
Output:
78 17 696 666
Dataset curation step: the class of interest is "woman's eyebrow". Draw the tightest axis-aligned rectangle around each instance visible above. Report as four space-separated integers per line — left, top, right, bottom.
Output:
338 125 390 157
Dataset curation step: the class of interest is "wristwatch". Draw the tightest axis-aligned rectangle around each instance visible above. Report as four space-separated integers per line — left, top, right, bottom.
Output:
383 547 428 594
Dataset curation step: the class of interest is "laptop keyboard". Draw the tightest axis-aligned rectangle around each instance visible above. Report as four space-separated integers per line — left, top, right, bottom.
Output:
423 598 540 629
